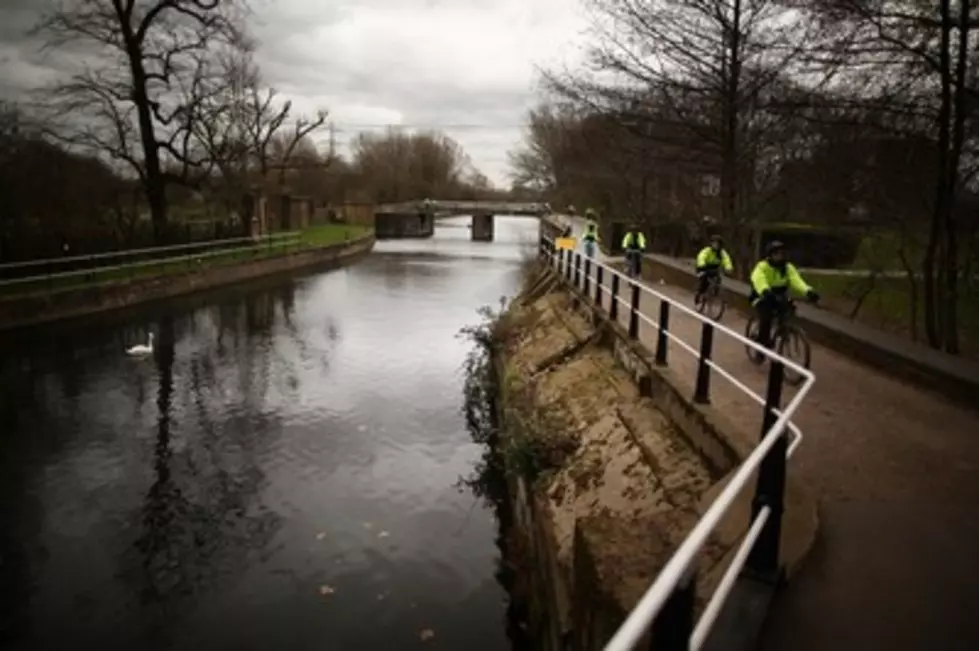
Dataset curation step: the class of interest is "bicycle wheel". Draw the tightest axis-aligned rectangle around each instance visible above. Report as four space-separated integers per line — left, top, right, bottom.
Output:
701 283 726 321
775 328 812 386
744 317 764 364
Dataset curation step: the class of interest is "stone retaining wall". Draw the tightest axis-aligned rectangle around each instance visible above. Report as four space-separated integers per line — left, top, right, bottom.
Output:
493 269 817 649
0 234 374 331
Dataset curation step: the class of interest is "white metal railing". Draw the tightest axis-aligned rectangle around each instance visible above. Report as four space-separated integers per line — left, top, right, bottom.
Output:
0 231 305 291
0 231 301 272
537 237 816 651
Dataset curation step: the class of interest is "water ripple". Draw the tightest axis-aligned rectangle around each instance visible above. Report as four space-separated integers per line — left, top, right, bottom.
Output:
0 216 539 651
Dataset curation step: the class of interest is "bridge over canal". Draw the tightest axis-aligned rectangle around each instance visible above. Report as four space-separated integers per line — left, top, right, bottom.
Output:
373 200 549 242
537 215 979 651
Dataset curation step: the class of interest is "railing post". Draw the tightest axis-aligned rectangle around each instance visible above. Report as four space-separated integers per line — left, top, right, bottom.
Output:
650 569 696 651
693 321 714 403
628 282 640 338
656 299 670 366
583 258 591 294
610 273 620 321
595 265 604 307
557 248 565 276
574 253 582 288
746 360 787 578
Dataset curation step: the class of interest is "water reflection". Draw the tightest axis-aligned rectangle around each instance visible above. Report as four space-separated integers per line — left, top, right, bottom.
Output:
0 215 539 650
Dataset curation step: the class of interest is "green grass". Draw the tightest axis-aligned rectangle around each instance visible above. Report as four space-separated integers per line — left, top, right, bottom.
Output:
811 271 979 358
0 224 372 300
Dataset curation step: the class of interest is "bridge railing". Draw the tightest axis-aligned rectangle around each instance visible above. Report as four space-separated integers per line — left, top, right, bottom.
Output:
537 237 815 651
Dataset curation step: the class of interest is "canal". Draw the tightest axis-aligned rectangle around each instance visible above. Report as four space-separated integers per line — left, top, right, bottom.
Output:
0 216 539 651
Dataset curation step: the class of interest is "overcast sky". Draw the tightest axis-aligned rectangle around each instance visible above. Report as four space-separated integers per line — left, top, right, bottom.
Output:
0 0 591 187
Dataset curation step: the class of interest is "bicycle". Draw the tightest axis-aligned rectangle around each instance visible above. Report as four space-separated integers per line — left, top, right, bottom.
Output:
695 272 726 321
744 295 812 386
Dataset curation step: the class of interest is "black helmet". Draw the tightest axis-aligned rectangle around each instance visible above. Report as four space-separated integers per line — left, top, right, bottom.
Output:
766 240 785 256
710 233 722 245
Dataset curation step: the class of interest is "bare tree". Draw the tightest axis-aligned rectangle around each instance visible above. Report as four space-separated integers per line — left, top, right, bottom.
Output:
813 0 979 352
33 0 245 242
544 0 820 258
193 42 328 231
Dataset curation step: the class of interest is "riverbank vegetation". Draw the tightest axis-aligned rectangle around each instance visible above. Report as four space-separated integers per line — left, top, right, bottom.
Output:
508 0 979 356
0 3 509 264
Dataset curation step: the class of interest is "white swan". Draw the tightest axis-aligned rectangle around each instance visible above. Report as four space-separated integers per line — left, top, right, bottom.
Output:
126 333 154 357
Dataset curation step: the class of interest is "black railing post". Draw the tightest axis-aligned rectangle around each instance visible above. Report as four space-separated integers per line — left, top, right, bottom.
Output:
746 360 788 578
558 248 566 277
574 253 582 288
564 249 572 281
595 265 604 308
610 273 620 321
650 569 696 651
628 282 640 338
583 258 591 294
693 321 714 403
656 300 670 366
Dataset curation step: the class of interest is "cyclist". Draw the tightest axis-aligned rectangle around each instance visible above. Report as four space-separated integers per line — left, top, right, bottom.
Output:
582 210 599 258
749 240 820 349
621 225 647 277
694 234 734 304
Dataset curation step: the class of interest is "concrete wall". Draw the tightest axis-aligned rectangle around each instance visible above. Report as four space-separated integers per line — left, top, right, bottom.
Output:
0 235 374 332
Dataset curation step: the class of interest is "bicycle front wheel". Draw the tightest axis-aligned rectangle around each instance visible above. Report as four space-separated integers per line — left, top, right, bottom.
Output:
745 317 764 365
776 328 812 386
702 284 726 321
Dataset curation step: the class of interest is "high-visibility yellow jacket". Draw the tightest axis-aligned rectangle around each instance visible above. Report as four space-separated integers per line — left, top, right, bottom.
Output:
583 224 599 242
696 246 733 273
750 259 811 301
621 231 647 250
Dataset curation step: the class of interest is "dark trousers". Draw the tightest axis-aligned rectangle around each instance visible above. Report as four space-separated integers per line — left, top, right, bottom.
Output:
626 250 642 276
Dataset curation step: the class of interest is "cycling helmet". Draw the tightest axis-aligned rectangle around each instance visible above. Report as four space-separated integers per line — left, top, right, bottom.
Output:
766 240 785 255
709 233 723 246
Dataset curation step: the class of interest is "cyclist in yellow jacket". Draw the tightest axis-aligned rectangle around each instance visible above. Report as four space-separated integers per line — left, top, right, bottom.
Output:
694 234 734 303
750 240 820 348
621 226 647 277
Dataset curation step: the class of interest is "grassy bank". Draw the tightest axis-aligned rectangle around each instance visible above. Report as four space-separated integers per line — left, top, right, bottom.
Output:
812 271 979 358
1 224 371 299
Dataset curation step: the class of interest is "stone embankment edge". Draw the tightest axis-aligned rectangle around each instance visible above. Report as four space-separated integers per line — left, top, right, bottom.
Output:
554 267 819 649
641 254 979 410
0 234 375 331
494 260 818 649
556 271 819 577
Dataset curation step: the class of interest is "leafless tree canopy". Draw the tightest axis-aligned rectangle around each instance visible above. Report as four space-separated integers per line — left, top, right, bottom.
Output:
511 0 979 354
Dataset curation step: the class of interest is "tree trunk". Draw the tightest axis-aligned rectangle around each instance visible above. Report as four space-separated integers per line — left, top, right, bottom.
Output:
120 15 167 244
720 0 742 234
941 0 971 355
923 0 953 350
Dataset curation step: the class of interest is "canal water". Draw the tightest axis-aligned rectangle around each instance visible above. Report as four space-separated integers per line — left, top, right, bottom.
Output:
0 216 538 651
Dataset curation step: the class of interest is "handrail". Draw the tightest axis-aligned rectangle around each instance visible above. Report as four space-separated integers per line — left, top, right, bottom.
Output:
536 237 815 651
0 231 300 272
0 231 305 291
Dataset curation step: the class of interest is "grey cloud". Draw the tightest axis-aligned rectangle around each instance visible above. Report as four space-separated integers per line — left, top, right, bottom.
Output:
0 0 579 183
